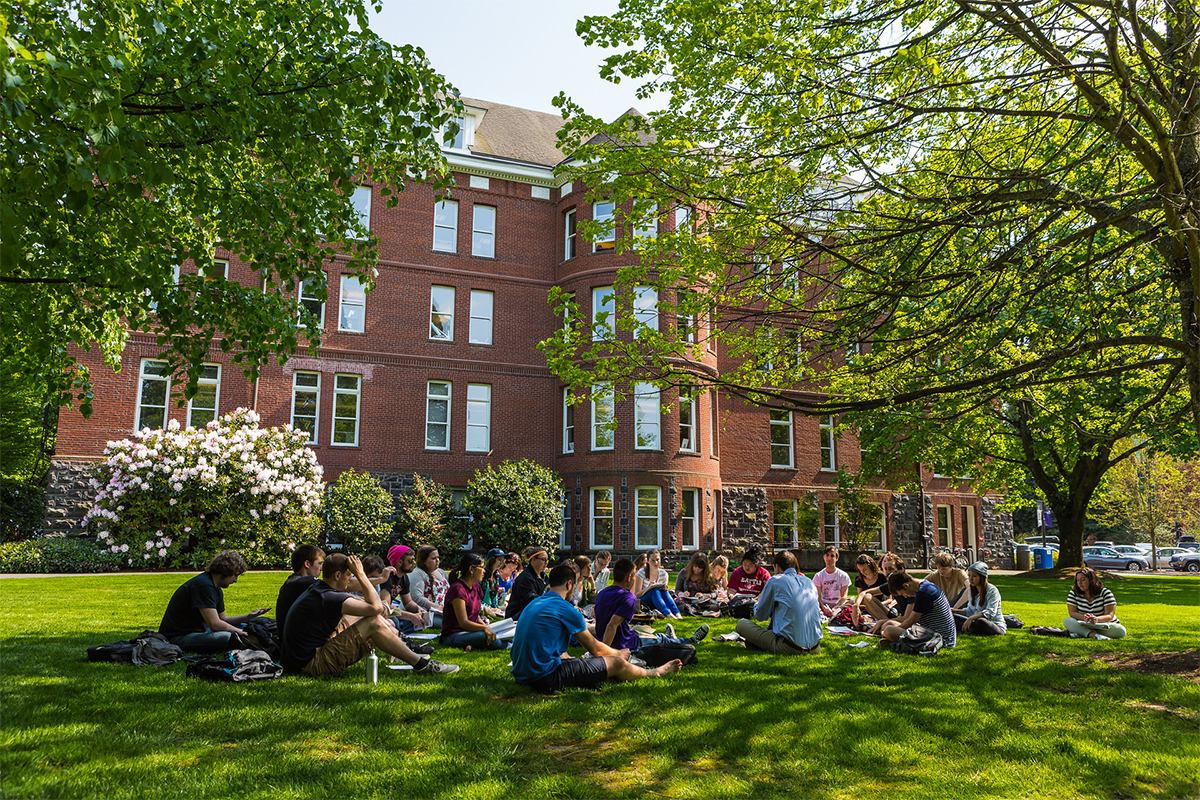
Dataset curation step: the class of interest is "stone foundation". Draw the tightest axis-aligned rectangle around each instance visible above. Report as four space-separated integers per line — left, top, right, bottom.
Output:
44 459 99 536
980 498 1014 569
890 493 932 570
719 488 771 557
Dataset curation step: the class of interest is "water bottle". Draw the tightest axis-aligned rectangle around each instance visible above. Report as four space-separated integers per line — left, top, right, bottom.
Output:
365 648 378 685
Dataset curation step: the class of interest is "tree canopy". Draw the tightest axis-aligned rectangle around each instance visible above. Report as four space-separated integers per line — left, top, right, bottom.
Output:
2 0 458 416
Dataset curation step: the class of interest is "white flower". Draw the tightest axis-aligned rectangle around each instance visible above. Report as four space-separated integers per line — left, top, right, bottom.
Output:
158 548 167 557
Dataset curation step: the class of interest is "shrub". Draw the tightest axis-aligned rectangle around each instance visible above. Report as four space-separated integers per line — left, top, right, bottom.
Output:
395 474 466 554
0 478 46 543
325 469 394 554
83 408 324 569
465 459 563 555
0 537 123 573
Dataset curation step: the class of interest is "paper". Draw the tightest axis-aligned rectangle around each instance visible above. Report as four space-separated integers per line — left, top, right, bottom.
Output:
489 617 516 638
826 626 857 636
404 633 438 640
847 640 873 648
386 664 414 670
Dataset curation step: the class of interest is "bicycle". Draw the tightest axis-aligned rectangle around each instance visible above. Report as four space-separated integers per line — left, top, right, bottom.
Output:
952 548 970 570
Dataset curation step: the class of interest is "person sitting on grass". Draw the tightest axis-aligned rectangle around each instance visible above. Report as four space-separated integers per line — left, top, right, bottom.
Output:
851 553 895 628
571 554 598 610
593 550 613 590
955 562 1007 636
482 551 519 616
727 548 771 596
510 562 683 693
675 552 717 596
596 558 710 653
637 548 683 619
926 552 970 610
1064 567 1127 639
879 570 957 648
734 550 822 654
275 544 324 632
441 552 510 651
281 553 459 676
383 545 431 636
506 546 550 621
863 553 909 636
813 545 852 618
710 555 730 594
159 550 268 654
410 545 449 628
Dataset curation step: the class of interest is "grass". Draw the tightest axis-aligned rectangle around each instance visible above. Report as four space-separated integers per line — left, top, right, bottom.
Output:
1 572 1197 799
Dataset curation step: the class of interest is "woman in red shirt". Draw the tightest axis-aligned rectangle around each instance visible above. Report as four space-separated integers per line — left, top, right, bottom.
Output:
727 548 771 596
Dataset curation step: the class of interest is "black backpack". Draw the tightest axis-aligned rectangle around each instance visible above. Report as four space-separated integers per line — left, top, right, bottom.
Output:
241 617 281 660
185 649 283 682
889 624 945 656
638 641 698 667
87 640 135 663
728 595 756 619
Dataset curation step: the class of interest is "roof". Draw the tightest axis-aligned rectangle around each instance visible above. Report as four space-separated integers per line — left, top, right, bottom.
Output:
461 97 569 167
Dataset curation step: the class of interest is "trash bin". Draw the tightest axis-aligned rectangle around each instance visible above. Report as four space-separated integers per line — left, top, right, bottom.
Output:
1032 546 1053 570
1016 544 1031 571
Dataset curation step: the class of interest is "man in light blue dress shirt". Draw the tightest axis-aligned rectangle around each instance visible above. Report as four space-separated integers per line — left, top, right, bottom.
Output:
735 550 823 654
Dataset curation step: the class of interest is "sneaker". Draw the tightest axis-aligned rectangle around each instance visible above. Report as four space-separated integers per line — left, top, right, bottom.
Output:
413 658 460 675
664 622 676 639
688 623 710 644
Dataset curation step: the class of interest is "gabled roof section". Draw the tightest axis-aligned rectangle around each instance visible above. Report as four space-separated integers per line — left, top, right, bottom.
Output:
462 97 569 167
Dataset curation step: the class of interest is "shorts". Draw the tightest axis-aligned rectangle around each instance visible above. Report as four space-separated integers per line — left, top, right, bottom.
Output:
522 655 609 694
301 618 371 676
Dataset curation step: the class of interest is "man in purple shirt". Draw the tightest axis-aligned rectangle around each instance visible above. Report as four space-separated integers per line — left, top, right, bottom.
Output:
594 558 709 651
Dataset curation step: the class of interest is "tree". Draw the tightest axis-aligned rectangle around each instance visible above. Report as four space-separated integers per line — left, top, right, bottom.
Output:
1096 450 1200 565
2 0 458 415
464 459 564 556
324 469 394 555
395 474 466 555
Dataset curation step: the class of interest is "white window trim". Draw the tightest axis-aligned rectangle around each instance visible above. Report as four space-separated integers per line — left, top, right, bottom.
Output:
468 289 494 345
591 286 615 341
186 364 221 429
873 503 888 551
134 359 170 431
429 285 455 341
349 186 371 239
425 380 451 451
591 383 615 451
562 388 575 454
465 383 491 452
634 382 660 450
824 502 840 546
433 199 458 253
564 208 577 260
633 285 658 339
338 275 366 333
590 487 615 549
680 488 699 550
937 505 952 548
299 276 326 329
679 388 698 453
331 374 361 447
592 201 615 252
290 371 321 445
770 410 793 468
635 486 662 550
820 415 837 471
774 499 799 551
561 496 572 549
200 258 229 280
472 204 496 258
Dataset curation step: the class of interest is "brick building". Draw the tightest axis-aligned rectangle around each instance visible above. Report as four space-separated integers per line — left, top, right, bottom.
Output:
47 97 1012 567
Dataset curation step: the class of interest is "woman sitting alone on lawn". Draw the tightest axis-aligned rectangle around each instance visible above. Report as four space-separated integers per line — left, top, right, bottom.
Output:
727 548 771 596
571 555 598 610
637 549 683 619
851 554 894 628
441 552 510 651
1064 567 1127 639
926 552 970 610
955 562 1006 636
410 545 449 628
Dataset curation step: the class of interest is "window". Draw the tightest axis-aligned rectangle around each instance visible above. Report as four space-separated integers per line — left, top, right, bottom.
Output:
632 215 656 243
472 205 496 258
824 502 840 545
429 285 455 341
592 201 615 251
149 265 181 312
820 415 836 470
634 382 660 449
564 209 577 259
442 115 467 150
299 276 325 328
339 275 365 332
561 496 571 549
331 374 360 446
433 200 458 252
465 383 491 452
468 289 493 345
135 359 170 430
591 383 615 450
774 500 797 550
872 503 888 550
937 505 952 548
562 388 575 453
633 285 657 339
710 389 720 458
770 410 793 468
425 381 451 450
291 371 320 444
675 205 691 233
562 291 576 331
681 489 698 550
677 288 697 344
679 389 697 452
591 488 614 548
591 286 615 340
199 259 228 280
187 364 220 429
636 487 661 549
349 186 371 238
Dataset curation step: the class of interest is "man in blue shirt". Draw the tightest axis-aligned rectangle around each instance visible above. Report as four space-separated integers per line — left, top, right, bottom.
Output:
511 562 684 693
735 550 823 654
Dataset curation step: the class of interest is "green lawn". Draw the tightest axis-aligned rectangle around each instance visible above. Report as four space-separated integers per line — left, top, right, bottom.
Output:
1 572 1197 799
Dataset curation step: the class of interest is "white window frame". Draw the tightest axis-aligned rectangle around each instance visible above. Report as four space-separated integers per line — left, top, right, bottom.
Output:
425 381 451 451
872 503 888 551
590 487 615 548
591 286 615 341
465 383 491 452
635 486 662 549
770 409 793 468
592 201 615 251
199 258 229 280
135 359 171 431
186 364 221 429
710 389 719 458
937 505 952 548
149 264 181 312
331 374 361 447
773 499 798 550
338 275 366 333
675 205 691 233
564 208 577 260
468 289 494 345
429 285 455 341
633 285 658 339
561 495 572 549
679 388 697 453
680 488 699 550
632 214 657 244
299 276 325 329
349 186 371 239
591 383 615 451
824 502 840 546
290 371 320 445
820 415 837 471
433 199 458 253
634 382 660 450
472 204 496 258
677 288 696 344
562 388 575 454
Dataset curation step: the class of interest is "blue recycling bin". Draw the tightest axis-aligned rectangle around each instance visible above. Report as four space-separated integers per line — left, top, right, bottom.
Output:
1031 546 1053 570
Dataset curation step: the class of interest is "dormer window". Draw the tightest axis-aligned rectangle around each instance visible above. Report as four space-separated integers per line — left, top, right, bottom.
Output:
441 106 486 152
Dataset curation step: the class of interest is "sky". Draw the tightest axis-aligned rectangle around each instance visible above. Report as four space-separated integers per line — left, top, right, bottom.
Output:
369 0 665 122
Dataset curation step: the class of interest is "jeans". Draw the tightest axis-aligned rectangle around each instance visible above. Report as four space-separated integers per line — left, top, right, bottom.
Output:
641 587 680 616
167 629 241 654
636 632 690 651
441 630 511 650
1063 617 1127 639
390 617 417 635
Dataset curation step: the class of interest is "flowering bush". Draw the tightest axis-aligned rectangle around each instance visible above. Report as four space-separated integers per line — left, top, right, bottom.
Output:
83 408 324 568
324 469 395 554
395 474 466 554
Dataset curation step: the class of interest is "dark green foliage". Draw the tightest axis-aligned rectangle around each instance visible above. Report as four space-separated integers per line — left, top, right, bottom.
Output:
0 479 46 543
0 537 122 573
396 474 466 554
465 459 563 554
324 470 394 555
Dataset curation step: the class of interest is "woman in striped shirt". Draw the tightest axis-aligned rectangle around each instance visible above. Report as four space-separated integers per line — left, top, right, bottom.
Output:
1064 567 1127 639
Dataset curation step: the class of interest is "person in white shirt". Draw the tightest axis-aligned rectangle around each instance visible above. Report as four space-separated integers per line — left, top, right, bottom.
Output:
812 546 852 618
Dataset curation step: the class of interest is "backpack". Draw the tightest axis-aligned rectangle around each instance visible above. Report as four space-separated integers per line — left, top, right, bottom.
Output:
638 641 698 667
241 617 281 660
87 640 135 663
1003 614 1025 629
130 630 184 666
1029 625 1071 637
185 649 283 682
889 624 944 656
728 595 756 619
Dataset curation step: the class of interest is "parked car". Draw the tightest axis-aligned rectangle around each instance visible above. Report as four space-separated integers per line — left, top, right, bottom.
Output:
1148 547 1192 562
1112 545 1146 557
1022 535 1060 546
1082 547 1151 572
1169 551 1200 572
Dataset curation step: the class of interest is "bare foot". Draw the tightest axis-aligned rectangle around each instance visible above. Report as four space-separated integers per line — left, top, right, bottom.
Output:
465 645 472 652
648 659 683 678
